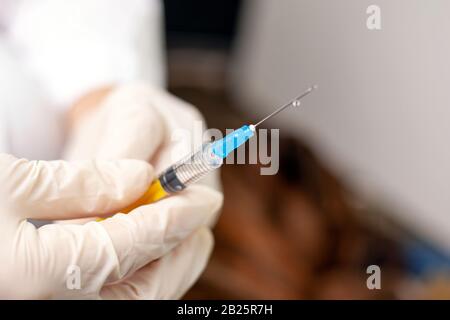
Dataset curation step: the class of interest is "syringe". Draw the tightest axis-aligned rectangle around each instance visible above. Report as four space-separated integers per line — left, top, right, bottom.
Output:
118 85 318 214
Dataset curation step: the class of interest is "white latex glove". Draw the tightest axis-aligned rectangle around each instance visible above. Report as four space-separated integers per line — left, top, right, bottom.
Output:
0 83 223 299
0 154 222 299
63 83 221 192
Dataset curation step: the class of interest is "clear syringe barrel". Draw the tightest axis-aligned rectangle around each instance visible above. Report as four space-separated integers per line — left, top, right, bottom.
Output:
117 143 223 214
118 127 253 214
158 143 223 193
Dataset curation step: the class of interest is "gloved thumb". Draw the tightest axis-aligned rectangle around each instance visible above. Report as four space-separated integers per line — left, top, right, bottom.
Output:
0 153 153 220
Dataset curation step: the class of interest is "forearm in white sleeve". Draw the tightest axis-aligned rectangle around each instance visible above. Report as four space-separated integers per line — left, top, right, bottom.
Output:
8 0 166 110
0 37 63 160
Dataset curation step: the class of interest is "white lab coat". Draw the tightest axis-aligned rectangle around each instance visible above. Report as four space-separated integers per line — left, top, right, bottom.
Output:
0 0 165 159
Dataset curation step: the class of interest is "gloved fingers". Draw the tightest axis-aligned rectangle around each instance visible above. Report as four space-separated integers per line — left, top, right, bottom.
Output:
63 84 166 162
59 85 164 227
107 84 207 172
99 185 222 282
100 228 214 300
0 153 153 220
140 85 223 192
33 186 220 297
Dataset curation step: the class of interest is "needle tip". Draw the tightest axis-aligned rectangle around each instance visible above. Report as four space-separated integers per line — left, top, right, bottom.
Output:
296 85 318 100
253 84 318 127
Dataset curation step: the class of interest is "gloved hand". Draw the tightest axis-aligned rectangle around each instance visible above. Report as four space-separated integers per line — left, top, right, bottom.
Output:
62 82 221 231
0 83 223 299
0 154 222 299
64 83 219 185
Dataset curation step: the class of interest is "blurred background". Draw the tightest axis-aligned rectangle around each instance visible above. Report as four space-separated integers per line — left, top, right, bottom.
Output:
1 0 449 299
162 0 450 299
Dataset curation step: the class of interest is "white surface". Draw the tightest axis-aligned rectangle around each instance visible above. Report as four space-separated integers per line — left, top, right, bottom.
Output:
233 0 450 252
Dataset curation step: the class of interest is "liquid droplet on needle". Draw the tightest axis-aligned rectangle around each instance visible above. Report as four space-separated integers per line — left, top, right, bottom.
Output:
252 85 318 128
